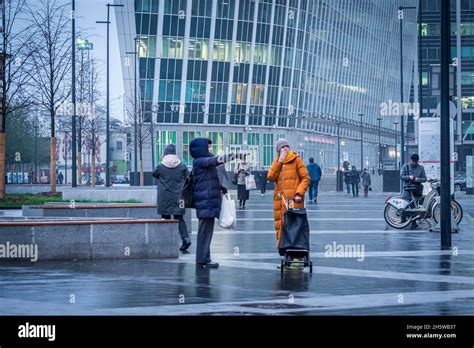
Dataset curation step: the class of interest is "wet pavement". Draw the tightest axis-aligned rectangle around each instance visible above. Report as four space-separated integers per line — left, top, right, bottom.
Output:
1 191 473 315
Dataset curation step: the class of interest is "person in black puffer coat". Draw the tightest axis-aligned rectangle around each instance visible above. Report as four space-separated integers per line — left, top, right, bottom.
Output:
152 144 191 252
190 137 243 268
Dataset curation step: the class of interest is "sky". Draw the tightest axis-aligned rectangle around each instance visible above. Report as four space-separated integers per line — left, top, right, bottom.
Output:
75 0 125 121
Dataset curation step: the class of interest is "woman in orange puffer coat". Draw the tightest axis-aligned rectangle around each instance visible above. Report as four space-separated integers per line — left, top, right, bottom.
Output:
267 138 310 249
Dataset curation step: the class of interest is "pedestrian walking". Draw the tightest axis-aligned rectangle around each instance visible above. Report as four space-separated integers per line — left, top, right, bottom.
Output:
257 167 267 196
235 158 250 209
190 138 243 268
307 157 322 203
267 138 310 252
152 144 191 252
343 161 351 194
361 168 371 197
58 172 64 185
349 165 360 197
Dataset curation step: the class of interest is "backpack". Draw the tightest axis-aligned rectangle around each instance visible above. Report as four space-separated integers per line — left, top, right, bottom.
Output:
181 171 195 208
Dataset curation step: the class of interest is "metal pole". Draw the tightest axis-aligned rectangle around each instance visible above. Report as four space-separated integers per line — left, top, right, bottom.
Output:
150 109 155 171
394 122 399 170
34 124 38 184
440 0 452 247
105 5 110 187
359 114 364 170
64 132 68 185
456 0 462 161
71 0 77 187
336 121 341 192
377 117 382 173
399 7 405 169
418 0 423 121
134 39 138 186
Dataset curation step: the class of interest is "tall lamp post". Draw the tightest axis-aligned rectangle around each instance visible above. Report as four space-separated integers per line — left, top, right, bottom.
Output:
336 120 342 191
398 5 417 169
377 117 382 174
97 3 124 187
71 0 77 187
358 113 364 170
125 36 139 186
34 123 38 184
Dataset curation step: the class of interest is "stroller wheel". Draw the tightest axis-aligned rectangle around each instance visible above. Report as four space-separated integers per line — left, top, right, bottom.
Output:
280 260 284 274
309 261 313 274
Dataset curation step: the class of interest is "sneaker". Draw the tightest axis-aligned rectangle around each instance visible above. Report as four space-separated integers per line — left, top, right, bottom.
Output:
196 262 219 269
180 237 191 251
261 193 264 197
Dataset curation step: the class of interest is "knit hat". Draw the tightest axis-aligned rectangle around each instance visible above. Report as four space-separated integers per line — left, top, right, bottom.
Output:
275 138 289 153
164 144 176 156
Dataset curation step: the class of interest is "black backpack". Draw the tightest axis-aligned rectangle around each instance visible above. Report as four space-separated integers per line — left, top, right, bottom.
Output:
181 171 195 208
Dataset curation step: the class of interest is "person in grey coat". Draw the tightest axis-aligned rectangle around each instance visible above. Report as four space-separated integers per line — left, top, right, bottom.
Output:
235 158 250 209
361 168 371 197
152 144 191 252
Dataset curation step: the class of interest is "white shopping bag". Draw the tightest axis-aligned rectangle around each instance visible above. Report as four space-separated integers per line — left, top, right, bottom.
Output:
218 193 236 229
245 174 257 190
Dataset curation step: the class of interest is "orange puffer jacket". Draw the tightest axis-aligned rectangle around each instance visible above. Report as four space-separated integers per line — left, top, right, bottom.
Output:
267 150 310 248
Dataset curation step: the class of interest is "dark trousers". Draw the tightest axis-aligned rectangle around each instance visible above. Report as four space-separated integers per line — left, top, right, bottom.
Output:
363 185 369 197
309 180 319 200
260 184 266 194
345 182 351 194
351 183 359 197
161 215 189 241
196 218 215 264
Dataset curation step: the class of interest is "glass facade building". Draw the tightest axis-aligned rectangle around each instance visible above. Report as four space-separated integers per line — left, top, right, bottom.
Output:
418 0 474 172
115 0 418 177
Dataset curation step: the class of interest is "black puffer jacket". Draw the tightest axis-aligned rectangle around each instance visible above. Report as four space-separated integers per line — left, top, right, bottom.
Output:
152 155 189 216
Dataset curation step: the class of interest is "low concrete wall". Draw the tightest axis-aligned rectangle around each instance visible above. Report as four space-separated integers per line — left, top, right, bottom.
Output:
22 204 193 234
6 184 68 194
62 187 156 203
0 219 179 261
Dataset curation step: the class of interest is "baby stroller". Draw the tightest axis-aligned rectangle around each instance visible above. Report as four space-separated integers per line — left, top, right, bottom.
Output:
278 195 313 274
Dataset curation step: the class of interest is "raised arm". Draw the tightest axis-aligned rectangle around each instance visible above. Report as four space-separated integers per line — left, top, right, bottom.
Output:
267 159 282 182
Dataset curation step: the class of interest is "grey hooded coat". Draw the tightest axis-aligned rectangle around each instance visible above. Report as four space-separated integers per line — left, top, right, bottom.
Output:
152 154 189 216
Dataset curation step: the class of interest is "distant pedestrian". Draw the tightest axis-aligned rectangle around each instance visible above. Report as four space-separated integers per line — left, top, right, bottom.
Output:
190 138 243 268
235 157 250 209
349 165 360 197
258 167 267 196
58 172 64 185
343 161 351 194
361 168 371 197
307 157 322 203
152 144 191 252
267 138 310 251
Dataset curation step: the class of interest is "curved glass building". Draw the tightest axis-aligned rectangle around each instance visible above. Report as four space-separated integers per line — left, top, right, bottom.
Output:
115 0 418 178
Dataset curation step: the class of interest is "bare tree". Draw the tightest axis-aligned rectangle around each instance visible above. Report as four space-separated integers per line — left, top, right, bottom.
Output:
125 98 150 186
25 0 72 193
83 58 105 188
0 0 35 198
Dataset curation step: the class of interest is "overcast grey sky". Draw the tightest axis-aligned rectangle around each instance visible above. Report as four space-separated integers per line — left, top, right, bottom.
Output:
76 0 125 120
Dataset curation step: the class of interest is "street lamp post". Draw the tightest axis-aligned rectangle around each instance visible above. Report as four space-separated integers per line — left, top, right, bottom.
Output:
97 3 124 188
399 5 416 169
336 120 342 192
71 0 77 187
358 113 364 170
150 104 157 171
377 117 382 174
440 0 452 247
125 37 139 186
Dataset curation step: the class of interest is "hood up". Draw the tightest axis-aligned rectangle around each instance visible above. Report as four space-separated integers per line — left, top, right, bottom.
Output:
190 138 212 159
161 155 181 168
